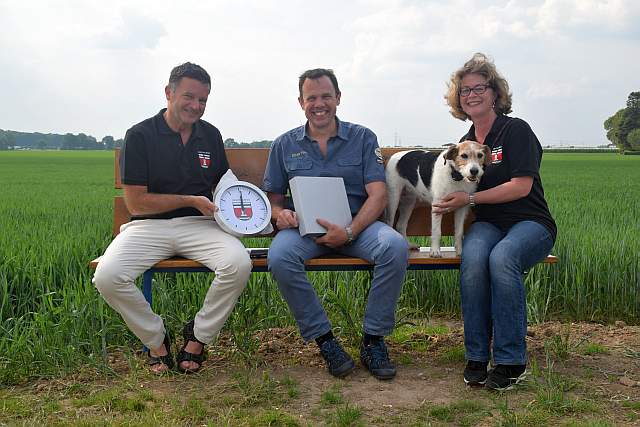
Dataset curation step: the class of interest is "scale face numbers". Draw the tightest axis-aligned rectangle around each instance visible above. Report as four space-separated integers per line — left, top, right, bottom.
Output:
213 181 271 236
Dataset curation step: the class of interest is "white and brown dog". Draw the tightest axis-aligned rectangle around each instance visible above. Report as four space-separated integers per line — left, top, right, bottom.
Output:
385 141 491 257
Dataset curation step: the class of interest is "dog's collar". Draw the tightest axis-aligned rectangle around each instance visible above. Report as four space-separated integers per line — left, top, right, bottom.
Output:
450 165 464 182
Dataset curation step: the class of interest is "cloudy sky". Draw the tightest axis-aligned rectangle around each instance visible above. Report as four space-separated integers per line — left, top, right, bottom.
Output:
1 0 638 147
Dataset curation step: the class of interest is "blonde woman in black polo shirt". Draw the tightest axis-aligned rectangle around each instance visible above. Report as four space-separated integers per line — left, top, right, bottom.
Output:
433 53 556 391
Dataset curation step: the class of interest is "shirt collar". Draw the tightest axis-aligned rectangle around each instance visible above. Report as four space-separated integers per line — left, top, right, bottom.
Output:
156 108 204 140
467 114 508 143
297 117 347 142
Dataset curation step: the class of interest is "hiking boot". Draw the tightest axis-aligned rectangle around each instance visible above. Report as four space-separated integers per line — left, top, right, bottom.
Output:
319 338 356 378
360 338 396 380
485 364 527 391
463 360 488 386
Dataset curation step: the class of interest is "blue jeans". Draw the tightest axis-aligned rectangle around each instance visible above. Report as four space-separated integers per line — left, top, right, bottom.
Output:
460 221 554 365
268 221 409 341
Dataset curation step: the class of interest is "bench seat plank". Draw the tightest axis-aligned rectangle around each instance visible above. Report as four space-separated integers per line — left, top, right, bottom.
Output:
90 252 556 272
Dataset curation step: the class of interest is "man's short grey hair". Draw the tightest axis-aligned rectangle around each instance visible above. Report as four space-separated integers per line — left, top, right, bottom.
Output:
168 62 211 92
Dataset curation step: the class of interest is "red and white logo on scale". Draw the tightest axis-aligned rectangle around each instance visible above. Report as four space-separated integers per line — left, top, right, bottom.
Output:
491 146 503 164
197 151 211 168
233 199 253 220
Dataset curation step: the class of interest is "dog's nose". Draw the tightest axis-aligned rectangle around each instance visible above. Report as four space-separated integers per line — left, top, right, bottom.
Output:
470 167 479 176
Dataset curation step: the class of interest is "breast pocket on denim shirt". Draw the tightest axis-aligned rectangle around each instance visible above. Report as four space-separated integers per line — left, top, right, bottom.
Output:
285 158 313 178
337 156 362 185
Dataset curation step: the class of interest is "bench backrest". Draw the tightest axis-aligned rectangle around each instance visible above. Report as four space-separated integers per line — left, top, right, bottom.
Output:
112 147 466 237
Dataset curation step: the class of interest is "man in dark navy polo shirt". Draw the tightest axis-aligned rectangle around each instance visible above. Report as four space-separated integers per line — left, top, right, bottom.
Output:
263 69 409 380
93 63 251 374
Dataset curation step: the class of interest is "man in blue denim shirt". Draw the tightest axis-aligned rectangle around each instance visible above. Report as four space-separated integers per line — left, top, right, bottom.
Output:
263 68 409 380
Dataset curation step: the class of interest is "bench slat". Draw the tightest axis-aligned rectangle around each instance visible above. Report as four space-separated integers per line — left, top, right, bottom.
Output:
90 253 557 271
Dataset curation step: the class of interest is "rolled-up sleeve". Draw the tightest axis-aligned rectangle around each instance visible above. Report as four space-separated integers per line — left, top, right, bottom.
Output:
506 119 541 179
120 129 148 186
361 128 386 184
262 137 288 194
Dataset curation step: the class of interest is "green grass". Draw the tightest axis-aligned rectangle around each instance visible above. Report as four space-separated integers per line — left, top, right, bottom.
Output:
417 399 489 425
330 404 362 427
321 384 344 406
388 323 450 351
0 151 639 385
580 342 609 355
438 344 466 363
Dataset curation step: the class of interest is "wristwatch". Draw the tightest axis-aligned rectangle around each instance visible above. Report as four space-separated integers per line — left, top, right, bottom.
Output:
345 225 354 245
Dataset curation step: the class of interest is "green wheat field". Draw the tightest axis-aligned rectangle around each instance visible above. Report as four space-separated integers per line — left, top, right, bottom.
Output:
0 151 638 386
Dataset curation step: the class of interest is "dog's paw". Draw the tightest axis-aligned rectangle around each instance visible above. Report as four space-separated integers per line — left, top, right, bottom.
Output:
455 247 462 257
455 239 463 257
429 248 442 258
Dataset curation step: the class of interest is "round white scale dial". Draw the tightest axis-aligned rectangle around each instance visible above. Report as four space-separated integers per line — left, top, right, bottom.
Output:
213 181 271 236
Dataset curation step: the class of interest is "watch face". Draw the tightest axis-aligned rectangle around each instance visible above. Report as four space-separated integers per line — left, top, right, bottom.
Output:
214 181 271 235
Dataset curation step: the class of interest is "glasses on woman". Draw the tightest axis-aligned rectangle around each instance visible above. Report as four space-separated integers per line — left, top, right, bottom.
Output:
459 84 491 97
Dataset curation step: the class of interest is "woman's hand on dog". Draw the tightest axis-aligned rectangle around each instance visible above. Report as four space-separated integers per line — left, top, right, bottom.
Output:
315 219 349 248
432 191 470 215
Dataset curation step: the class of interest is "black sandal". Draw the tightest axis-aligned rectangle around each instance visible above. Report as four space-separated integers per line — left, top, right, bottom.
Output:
177 320 207 373
148 332 175 372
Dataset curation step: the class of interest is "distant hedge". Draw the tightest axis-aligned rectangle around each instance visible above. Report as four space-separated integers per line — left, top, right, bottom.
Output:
542 148 618 153
623 150 640 155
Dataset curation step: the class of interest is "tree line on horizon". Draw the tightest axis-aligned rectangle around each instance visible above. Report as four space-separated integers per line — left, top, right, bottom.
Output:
0 130 272 151
0 131 122 151
604 91 640 152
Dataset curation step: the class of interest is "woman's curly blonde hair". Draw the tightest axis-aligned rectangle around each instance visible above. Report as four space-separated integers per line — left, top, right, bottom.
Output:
445 53 512 121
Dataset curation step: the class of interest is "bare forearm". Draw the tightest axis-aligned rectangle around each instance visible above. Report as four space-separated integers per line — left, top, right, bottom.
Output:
474 178 533 205
123 185 214 216
125 193 197 216
268 192 298 229
350 192 386 237
269 196 287 222
432 177 533 214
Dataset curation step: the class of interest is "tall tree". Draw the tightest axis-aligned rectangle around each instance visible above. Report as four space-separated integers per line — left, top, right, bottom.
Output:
604 91 640 151
0 133 8 150
62 133 78 150
627 91 640 109
604 109 626 150
101 135 115 150
620 92 640 150
627 128 640 151
6 132 16 149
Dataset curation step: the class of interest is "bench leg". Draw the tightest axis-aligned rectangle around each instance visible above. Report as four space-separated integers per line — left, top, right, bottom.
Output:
142 270 153 353
143 270 153 306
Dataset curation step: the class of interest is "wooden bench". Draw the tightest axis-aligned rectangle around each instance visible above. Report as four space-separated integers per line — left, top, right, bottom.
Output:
89 148 557 304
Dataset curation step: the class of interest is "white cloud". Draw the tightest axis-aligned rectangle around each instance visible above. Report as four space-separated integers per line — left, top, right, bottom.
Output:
94 9 166 50
0 0 638 146
534 0 640 37
526 77 590 99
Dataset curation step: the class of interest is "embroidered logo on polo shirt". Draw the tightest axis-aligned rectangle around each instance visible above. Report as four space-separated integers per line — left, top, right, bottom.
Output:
198 151 211 168
491 146 503 164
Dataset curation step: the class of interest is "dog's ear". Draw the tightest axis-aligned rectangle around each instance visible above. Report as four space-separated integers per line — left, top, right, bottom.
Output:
482 145 492 167
444 145 458 164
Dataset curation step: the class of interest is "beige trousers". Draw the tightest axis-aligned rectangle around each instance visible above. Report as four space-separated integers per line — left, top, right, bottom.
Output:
93 216 251 350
